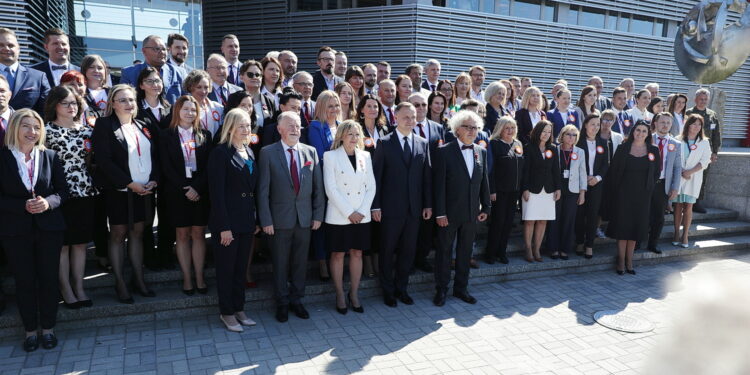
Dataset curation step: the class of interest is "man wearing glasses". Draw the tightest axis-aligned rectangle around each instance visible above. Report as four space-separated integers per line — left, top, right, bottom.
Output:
292 71 316 128
205 54 241 106
120 35 186 105
311 46 342 101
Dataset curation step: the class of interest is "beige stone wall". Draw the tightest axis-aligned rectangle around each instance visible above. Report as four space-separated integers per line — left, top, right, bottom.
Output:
704 151 750 220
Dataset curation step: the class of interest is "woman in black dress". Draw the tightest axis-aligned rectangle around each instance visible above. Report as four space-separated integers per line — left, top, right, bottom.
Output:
604 121 660 275
160 95 212 295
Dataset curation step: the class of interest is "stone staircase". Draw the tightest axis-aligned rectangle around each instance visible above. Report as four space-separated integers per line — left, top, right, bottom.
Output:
0 208 748 337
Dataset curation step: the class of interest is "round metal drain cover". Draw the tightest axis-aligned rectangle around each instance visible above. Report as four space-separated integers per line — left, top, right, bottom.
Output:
593 310 654 333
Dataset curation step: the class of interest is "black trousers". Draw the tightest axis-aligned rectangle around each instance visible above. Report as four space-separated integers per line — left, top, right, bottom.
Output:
2 229 64 332
379 216 420 296
270 225 311 306
435 220 477 293
214 232 252 315
414 217 436 267
485 191 518 259
548 191 578 254
576 183 603 248
93 194 109 258
144 190 175 269
648 180 668 248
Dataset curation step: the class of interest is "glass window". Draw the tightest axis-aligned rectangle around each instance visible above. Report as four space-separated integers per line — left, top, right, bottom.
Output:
631 14 653 35
580 6 605 28
483 0 494 13
512 0 541 20
495 0 510 15
656 18 666 37
297 0 324 10
391 0 403 4
447 0 478 11
568 5 579 25
606 13 617 30
617 13 629 31
542 1 556 22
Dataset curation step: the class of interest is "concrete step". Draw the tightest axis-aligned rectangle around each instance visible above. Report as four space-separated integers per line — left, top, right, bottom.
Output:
0 232 748 338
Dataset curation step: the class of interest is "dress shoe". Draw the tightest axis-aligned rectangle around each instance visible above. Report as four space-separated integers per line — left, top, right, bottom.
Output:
335 298 348 315
693 201 707 213
235 313 257 326
62 301 81 309
41 333 57 349
550 253 559 260
275 305 289 323
182 288 195 296
452 290 477 304
196 286 208 295
132 281 156 297
220 315 243 332
483 255 496 264
23 335 39 352
290 303 310 319
648 246 662 254
671 241 681 246
680 242 690 248
626 269 636 275
497 255 509 264
616 269 625 275
469 258 479 269
394 291 414 305
383 295 397 307
78 299 93 308
347 293 364 313
319 274 331 282
433 290 447 307
634 242 641 251
559 254 569 260
524 256 534 263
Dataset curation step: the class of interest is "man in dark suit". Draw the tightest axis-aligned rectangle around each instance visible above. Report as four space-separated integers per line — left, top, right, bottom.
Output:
0 28 50 114
611 87 634 135
408 93 445 273
378 79 397 129
433 110 491 306
588 76 612 112
167 33 194 74
120 35 186 105
311 46 342 101
421 59 441 92
30 28 79 88
372 102 432 307
206 54 241 105
261 89 301 148
291 71 315 128
258 112 325 323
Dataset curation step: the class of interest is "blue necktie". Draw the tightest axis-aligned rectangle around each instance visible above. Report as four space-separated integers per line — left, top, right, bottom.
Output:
228 65 235 85
3 66 15 92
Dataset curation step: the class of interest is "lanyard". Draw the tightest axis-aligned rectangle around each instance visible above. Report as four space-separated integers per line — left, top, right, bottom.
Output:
27 153 35 196
128 124 142 157
560 147 572 169
178 131 195 162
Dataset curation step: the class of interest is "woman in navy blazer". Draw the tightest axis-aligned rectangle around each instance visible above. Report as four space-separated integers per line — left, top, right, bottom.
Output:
0 109 68 352
160 96 213 295
208 108 259 332
306 90 341 281
546 88 579 138
575 113 610 258
91 85 160 304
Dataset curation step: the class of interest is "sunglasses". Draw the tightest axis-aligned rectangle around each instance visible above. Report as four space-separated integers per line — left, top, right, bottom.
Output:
245 72 262 78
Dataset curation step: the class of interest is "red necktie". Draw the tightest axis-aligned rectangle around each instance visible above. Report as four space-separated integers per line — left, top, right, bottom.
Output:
658 137 665 173
288 148 300 195
387 108 395 126
303 102 311 123
417 123 425 138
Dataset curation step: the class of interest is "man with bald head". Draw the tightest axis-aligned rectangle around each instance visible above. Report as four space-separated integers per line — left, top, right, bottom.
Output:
378 79 397 128
120 34 186 104
279 50 298 87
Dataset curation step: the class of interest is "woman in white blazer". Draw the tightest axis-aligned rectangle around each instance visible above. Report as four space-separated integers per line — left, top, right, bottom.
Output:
546 125 587 260
672 114 712 248
323 120 376 315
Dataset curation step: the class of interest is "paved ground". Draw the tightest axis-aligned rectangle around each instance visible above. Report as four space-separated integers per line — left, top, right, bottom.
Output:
1 253 748 375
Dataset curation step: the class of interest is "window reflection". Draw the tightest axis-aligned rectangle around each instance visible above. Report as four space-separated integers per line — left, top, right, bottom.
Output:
512 0 541 20
580 7 605 29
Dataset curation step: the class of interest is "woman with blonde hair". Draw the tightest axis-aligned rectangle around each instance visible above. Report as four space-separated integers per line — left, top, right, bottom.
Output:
452 72 472 110
183 70 224 136
515 86 547 145
323 120 376 314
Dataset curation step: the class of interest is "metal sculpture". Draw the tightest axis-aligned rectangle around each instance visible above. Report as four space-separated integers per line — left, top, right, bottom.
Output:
675 0 750 84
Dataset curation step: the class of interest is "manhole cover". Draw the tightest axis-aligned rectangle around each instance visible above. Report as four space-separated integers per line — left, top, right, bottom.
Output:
593 310 655 333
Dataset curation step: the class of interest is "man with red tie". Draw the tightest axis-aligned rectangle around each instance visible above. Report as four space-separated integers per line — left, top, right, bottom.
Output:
292 71 315 129
378 79 397 129
433 110 491 306
206 54 241 106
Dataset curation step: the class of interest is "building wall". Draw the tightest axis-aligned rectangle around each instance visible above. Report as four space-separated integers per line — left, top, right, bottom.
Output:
1 0 72 64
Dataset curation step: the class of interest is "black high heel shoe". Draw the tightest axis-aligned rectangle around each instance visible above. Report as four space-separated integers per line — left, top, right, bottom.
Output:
131 281 156 298
115 287 134 304
348 292 364 313
626 269 636 275
335 295 347 315
616 268 625 275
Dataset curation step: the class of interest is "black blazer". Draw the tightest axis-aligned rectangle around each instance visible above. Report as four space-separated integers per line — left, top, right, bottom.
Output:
207 143 258 234
488 138 525 193
0 148 68 235
515 108 547 146
208 82 242 105
521 143 561 194
362 124 390 154
136 101 172 130
84 87 109 118
91 115 161 189
372 132 432 219
484 103 509 136
576 137 610 179
420 119 447 156
311 70 342 101
601 142 661 221
159 127 212 194
433 141 491 223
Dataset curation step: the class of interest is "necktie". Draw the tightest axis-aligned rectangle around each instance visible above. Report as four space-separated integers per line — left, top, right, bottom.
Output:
51 64 67 71
288 148 300 195
303 102 311 123
430 84 435 92
228 65 235 85
461 145 474 150
3 66 15 92
417 123 425 138
658 137 665 173
387 108 395 126
219 87 227 105
402 136 412 164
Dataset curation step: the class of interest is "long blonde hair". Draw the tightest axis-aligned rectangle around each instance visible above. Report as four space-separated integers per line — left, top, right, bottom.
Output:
489 115 517 141
219 108 251 145
170 95 205 145
331 120 364 150
5 108 46 150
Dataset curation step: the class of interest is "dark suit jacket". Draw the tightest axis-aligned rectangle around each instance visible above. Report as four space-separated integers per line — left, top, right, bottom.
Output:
207 143 258 234
515 108 547 145
576 137 610 179
547 108 580 138
601 142 661 221
29 61 80 87
311 70 342 101
418 119 447 156
613 110 635 135
0 107 14 145
8 65 50 114
208 82 242 105
595 95 613 112
488 138 525 193
433 141 491 223
484 103 509 136
159 127 212 194
91 115 160 189
421 80 438 92
0 148 68 235
521 143 561 194
135 101 172 130
372 132 432 219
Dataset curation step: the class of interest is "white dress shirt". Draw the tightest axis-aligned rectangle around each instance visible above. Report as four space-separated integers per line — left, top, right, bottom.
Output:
470 88 485 104
227 61 242 84
414 120 430 140
586 139 597 177
48 59 70 86
177 127 197 171
424 80 439 92
457 139 475 178
89 88 108 110
628 107 653 123
142 100 164 121
654 135 669 179
397 129 413 151
11 147 40 192
324 75 336 91
121 123 152 185
0 108 11 130
529 110 542 126
281 140 301 178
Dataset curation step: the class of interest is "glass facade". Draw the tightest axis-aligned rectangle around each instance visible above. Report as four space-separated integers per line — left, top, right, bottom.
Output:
73 0 203 69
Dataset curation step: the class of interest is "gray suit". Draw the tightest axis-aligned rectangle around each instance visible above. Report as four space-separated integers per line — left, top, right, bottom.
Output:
658 135 682 195
258 141 325 305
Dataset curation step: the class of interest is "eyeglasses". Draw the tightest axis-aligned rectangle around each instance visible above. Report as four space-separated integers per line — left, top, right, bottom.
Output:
143 79 162 86
318 57 334 62
245 72 262 78
208 65 227 71
115 98 136 104
294 82 313 87
411 103 427 108
143 46 167 53
460 125 479 131
564 133 577 137
58 101 78 108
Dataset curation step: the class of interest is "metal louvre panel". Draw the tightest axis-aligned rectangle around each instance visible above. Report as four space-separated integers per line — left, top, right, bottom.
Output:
560 0 695 21
1 0 34 64
202 2 749 142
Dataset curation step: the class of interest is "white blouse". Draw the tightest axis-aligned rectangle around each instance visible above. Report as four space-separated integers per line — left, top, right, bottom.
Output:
121 123 152 186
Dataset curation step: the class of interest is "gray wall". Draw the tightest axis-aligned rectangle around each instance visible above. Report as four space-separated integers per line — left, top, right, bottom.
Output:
202 1 750 144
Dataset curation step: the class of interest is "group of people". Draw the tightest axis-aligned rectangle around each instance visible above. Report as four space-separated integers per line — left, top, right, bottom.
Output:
0 27 723 352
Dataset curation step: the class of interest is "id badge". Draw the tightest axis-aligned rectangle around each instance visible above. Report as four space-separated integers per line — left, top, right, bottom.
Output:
710 122 716 130
563 170 570 179
185 166 193 178
138 161 147 173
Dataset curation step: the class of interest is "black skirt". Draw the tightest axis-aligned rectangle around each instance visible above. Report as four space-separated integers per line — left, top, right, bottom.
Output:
104 189 151 225
163 182 209 227
61 196 96 245
325 222 371 253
